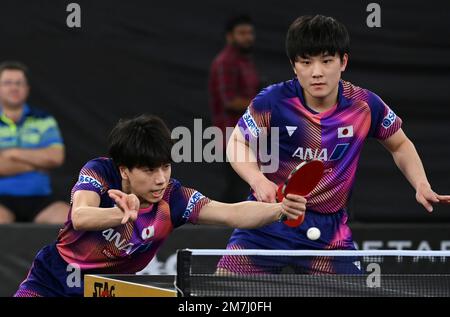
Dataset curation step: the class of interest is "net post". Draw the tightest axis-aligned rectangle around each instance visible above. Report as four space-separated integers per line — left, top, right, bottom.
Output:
176 249 192 297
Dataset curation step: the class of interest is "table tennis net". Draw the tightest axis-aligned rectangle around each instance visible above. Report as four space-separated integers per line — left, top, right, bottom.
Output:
175 249 450 297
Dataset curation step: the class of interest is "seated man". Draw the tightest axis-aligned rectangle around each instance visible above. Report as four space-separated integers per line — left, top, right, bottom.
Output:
0 61 69 224
14 114 306 297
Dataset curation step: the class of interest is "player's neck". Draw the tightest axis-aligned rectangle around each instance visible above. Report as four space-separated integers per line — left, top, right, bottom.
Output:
303 87 339 113
1 103 24 123
121 180 132 195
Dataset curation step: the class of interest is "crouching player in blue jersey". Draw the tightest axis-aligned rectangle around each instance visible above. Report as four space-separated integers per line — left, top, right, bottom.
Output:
14 114 306 297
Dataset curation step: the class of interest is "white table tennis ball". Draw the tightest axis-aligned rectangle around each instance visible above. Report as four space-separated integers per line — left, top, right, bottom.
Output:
307 227 321 240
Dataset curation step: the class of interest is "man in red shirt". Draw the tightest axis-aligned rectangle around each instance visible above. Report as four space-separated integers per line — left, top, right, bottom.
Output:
209 14 260 135
208 14 260 202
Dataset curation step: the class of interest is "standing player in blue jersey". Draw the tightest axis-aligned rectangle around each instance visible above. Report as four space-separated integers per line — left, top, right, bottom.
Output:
14 114 306 297
217 15 450 274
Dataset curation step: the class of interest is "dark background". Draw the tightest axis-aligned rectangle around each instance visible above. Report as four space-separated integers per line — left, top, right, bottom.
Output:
0 0 449 221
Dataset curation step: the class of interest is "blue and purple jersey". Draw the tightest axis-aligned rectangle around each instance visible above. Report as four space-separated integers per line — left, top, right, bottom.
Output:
56 157 211 274
238 79 402 214
217 79 403 272
16 157 211 296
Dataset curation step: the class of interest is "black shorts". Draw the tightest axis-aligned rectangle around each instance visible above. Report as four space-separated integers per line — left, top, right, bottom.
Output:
0 195 55 222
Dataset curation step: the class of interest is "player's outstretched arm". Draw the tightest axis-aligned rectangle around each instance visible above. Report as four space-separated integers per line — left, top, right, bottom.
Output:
196 194 306 229
380 129 450 212
71 190 139 231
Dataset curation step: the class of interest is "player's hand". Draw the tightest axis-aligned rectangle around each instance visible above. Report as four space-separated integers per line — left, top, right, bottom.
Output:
415 183 450 212
108 189 140 224
280 194 307 220
250 175 278 203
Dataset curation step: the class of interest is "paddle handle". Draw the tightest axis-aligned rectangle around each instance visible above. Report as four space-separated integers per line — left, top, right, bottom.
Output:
277 184 305 227
278 213 305 227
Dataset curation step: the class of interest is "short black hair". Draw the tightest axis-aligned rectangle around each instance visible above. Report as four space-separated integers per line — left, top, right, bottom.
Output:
108 114 173 169
0 61 30 82
225 14 253 33
286 15 350 64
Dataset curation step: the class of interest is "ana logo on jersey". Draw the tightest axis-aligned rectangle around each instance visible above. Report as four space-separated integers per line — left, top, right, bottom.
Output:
382 109 397 129
102 228 134 255
338 126 353 138
292 147 328 161
292 144 350 161
141 225 155 240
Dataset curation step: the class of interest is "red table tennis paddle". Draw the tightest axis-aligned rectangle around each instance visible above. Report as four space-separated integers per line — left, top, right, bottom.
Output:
277 160 324 227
